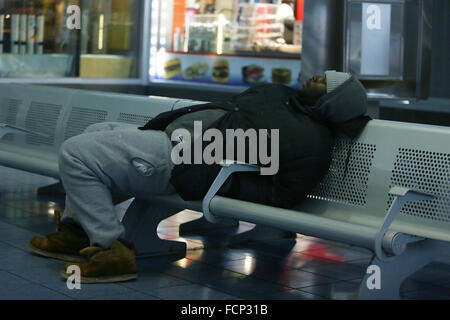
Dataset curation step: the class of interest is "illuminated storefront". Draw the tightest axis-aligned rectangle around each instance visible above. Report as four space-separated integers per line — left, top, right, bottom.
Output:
0 0 144 81
148 0 304 89
0 0 431 100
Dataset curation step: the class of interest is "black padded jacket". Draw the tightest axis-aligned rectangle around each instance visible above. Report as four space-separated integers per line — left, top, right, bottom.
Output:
140 76 371 209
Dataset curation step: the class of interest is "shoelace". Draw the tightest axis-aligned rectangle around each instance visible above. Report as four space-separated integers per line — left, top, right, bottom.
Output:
80 246 104 260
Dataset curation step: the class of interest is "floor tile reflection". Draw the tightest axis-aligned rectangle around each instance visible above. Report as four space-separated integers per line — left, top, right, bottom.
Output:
0 166 449 300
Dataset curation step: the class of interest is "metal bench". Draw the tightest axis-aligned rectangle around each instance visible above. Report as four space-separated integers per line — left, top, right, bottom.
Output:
1 84 449 300
0 83 291 248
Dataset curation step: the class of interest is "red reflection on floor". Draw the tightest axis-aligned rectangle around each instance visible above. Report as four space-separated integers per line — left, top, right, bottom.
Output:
306 244 345 263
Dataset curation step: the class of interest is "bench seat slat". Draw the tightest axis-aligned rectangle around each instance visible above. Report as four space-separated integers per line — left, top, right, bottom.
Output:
0 148 59 179
209 196 450 246
210 196 382 250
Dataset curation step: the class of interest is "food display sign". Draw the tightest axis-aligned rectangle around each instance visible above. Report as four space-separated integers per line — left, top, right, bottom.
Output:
153 51 302 89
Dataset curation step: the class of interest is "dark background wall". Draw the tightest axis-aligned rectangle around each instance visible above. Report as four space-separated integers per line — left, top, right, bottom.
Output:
379 0 450 126
429 0 450 98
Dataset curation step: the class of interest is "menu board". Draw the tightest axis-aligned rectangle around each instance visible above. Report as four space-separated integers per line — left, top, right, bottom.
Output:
153 51 302 90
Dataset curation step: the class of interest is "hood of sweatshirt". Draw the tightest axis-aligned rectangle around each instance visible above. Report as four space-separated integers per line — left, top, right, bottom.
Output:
290 76 371 139
313 75 369 124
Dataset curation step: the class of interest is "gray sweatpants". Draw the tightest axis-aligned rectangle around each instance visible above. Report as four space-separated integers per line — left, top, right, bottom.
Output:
59 122 175 249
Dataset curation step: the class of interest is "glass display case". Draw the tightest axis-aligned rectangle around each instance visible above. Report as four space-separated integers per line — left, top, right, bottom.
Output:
0 0 145 81
301 0 432 101
149 0 304 90
343 0 432 100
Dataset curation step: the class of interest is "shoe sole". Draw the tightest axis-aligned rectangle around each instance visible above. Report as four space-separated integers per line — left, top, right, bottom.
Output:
61 270 138 284
28 243 87 263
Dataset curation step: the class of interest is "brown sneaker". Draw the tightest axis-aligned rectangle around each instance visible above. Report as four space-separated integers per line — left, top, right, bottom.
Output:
61 240 138 284
29 210 90 262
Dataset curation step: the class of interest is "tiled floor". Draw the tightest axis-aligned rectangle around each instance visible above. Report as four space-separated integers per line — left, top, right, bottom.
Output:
0 166 449 300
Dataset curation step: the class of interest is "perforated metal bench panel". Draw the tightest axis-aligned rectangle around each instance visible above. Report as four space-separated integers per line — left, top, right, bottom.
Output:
0 84 205 178
62 91 205 143
299 120 450 242
0 84 75 152
0 98 21 143
309 137 377 207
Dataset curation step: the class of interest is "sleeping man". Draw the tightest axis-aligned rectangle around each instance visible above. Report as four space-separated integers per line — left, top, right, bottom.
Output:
29 71 371 283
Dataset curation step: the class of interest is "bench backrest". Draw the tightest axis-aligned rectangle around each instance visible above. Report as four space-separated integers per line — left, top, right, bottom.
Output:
303 120 450 241
0 83 204 162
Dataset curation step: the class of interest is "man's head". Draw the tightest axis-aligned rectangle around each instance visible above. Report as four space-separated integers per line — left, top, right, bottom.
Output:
301 75 327 103
299 71 352 106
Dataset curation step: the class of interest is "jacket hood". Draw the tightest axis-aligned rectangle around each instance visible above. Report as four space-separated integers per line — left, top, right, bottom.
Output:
313 75 368 124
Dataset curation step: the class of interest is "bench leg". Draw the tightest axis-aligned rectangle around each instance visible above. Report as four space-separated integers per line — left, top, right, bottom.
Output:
357 239 445 300
228 225 298 245
179 216 239 235
122 198 187 258
179 216 297 245
37 182 65 195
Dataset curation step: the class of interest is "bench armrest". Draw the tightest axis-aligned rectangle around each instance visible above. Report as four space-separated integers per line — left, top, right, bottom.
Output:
375 187 436 261
203 162 261 224
389 186 436 202
219 160 261 170
0 124 50 139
